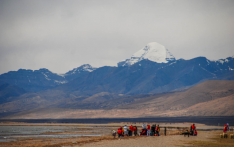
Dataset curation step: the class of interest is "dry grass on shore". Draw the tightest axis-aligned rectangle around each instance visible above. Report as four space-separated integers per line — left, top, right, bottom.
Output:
182 132 234 147
44 136 138 147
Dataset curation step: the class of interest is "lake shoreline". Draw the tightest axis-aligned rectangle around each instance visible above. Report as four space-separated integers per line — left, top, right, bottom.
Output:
1 116 234 126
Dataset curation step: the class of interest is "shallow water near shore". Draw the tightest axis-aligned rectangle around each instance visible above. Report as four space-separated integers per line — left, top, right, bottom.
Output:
0 138 17 142
0 125 102 142
0 126 68 135
0 134 101 138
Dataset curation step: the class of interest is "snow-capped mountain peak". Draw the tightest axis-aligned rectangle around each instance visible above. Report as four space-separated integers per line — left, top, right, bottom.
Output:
118 42 175 66
79 64 95 72
65 64 96 75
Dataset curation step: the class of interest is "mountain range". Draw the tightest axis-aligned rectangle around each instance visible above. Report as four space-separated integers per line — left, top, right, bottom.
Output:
0 42 234 118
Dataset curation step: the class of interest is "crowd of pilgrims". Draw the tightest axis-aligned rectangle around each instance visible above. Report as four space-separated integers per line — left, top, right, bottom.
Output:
112 123 230 138
114 124 161 138
113 123 199 138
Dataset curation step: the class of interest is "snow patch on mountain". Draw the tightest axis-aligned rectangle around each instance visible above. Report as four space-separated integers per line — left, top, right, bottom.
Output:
54 80 67 84
58 74 66 78
215 58 232 64
229 66 234 71
217 59 225 64
65 64 96 75
82 64 95 72
41 72 51 80
118 42 175 66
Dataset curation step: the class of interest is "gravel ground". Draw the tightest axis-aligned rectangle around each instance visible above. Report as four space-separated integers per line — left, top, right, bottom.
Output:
79 131 215 147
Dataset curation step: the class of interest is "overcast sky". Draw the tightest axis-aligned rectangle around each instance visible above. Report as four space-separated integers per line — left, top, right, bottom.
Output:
0 0 234 75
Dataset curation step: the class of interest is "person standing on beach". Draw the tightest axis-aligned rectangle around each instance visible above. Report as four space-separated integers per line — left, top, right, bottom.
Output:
117 127 123 138
133 126 137 136
112 130 117 138
151 124 156 136
124 125 128 136
129 125 133 136
147 124 151 136
226 123 229 131
156 125 160 136
191 124 196 135
224 123 228 133
155 125 158 136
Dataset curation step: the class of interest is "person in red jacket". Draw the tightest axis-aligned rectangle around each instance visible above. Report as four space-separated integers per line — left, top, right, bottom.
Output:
190 124 196 135
147 124 151 136
117 127 123 138
129 125 133 136
133 126 137 136
155 125 160 136
223 124 228 133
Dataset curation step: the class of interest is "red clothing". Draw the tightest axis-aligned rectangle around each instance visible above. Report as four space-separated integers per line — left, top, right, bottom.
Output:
155 127 158 131
118 127 123 134
147 125 150 130
224 125 228 132
194 130 197 136
129 125 134 131
191 125 195 130
117 129 122 134
224 125 228 129
133 127 137 131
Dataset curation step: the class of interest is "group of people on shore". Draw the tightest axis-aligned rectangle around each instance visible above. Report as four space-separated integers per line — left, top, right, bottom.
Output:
113 124 161 138
182 123 197 137
116 125 137 137
113 123 231 138
140 124 161 136
190 123 197 136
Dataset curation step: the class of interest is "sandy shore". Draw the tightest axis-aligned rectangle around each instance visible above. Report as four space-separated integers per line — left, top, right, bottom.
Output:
0 131 223 147
0 123 233 147
80 131 215 147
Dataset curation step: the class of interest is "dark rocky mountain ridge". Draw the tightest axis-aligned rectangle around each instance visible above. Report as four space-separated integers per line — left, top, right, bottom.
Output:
56 56 234 95
0 56 233 96
0 65 97 92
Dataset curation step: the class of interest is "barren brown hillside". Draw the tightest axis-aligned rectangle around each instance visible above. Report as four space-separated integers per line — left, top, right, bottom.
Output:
3 80 234 119
121 80 234 110
175 94 234 116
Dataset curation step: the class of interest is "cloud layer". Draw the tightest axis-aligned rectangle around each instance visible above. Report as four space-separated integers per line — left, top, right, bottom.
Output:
0 0 234 74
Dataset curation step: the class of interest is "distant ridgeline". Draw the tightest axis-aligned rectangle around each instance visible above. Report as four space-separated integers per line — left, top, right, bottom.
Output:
0 42 234 95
